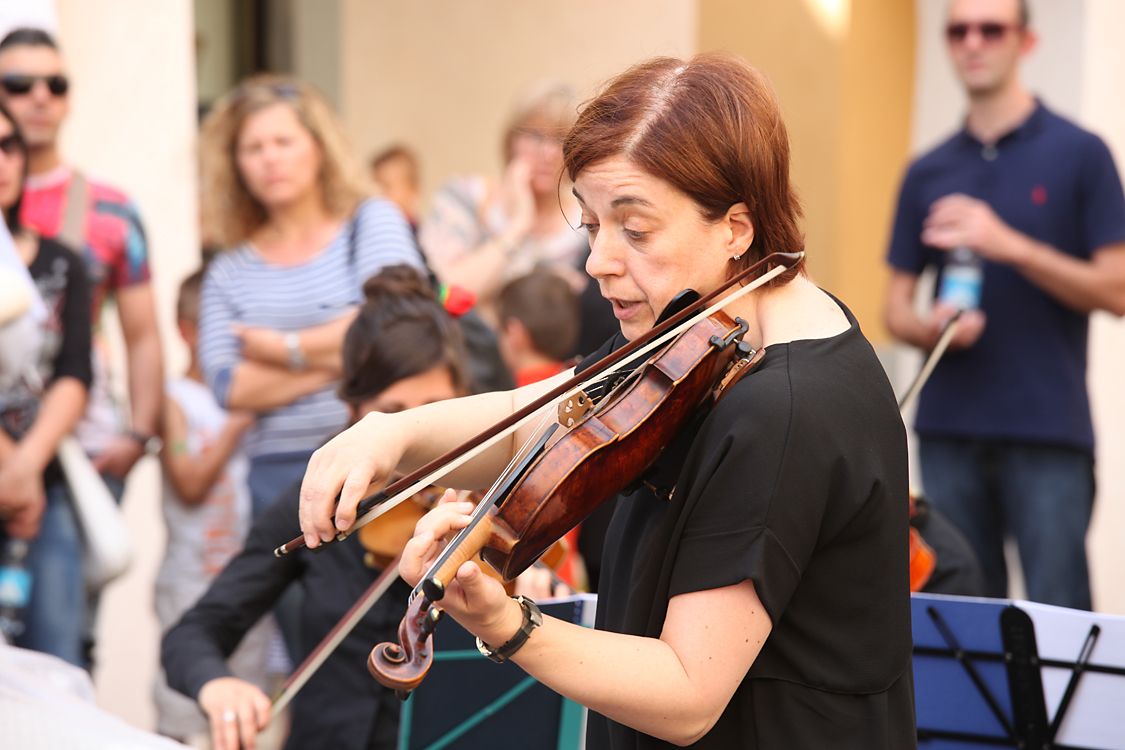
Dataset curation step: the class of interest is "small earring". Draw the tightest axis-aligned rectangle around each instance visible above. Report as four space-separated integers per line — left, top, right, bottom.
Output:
733 253 741 261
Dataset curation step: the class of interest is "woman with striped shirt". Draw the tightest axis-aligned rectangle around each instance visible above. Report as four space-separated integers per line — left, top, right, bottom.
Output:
197 76 423 518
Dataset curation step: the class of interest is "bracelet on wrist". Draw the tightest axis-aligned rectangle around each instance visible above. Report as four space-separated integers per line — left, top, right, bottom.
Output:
125 429 163 455
476 595 542 663
284 331 307 371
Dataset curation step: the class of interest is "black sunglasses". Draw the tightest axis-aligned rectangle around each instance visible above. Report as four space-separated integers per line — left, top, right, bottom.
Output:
946 22 1021 43
1 74 69 97
0 133 25 155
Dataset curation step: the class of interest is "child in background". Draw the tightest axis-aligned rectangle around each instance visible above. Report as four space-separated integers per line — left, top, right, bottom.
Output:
370 145 421 233
496 269 579 387
154 270 273 746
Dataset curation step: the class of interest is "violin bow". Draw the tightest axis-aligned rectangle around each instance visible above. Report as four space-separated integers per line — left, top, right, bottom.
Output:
897 309 964 414
275 251 804 558
270 556 402 718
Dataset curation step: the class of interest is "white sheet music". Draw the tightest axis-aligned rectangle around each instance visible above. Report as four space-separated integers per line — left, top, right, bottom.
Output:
1018 601 1125 749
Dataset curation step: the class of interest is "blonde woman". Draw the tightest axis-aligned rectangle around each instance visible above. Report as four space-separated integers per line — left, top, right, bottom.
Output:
197 76 423 518
420 80 615 352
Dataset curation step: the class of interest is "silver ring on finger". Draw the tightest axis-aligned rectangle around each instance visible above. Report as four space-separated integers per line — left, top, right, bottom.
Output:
222 710 237 722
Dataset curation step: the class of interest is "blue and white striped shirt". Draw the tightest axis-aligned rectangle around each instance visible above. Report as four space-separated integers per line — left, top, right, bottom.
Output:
198 198 423 459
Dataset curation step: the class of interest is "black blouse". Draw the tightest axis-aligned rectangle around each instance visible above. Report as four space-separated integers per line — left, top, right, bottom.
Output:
577 299 916 749
0 237 91 484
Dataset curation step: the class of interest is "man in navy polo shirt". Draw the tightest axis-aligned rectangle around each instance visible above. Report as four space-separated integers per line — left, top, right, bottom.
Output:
884 0 1125 610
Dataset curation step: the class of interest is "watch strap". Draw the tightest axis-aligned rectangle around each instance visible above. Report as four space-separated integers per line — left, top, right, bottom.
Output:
476 595 542 663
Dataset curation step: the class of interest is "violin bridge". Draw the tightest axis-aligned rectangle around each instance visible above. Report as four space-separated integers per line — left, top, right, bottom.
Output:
558 390 593 428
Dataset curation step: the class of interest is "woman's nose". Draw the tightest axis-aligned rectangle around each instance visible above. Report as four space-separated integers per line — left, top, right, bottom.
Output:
584 232 619 280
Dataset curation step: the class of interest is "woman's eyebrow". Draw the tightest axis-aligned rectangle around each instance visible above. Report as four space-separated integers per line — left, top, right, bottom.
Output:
571 187 654 209
611 196 654 208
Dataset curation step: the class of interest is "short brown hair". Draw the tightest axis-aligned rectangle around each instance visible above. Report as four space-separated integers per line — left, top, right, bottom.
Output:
498 270 579 363
564 53 805 286
177 269 205 323
503 79 577 164
370 144 419 187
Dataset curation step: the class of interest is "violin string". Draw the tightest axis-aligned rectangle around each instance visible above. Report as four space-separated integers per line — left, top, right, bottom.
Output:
337 259 792 545
412 407 557 596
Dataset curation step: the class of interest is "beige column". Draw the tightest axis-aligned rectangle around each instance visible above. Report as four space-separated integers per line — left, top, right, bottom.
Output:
54 0 199 729
338 0 698 212
698 0 915 342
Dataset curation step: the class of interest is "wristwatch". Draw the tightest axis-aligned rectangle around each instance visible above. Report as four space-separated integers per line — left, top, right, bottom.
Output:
284 331 307 371
125 429 163 455
476 595 543 663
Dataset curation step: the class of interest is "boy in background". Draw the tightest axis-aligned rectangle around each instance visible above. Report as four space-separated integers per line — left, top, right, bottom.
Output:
155 270 275 746
370 145 421 233
496 269 579 387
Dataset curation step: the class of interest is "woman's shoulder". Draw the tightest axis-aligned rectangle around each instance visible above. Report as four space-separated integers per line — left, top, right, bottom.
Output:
354 196 403 222
435 174 490 202
203 245 256 283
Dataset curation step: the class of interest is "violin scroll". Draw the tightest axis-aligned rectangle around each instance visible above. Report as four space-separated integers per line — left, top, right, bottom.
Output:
368 595 444 697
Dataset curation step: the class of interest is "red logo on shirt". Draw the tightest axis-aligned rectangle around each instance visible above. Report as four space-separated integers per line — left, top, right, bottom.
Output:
1031 185 1048 205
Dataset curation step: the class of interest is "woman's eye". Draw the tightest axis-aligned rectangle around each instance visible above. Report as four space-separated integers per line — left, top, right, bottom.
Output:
581 222 599 234
625 228 647 241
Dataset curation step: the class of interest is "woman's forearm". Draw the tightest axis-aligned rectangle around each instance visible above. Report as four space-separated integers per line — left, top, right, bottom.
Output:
391 368 569 489
236 311 358 376
14 377 87 472
227 362 336 412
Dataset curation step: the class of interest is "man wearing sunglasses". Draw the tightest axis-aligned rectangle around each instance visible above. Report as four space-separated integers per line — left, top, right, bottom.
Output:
0 27 163 498
884 0 1125 612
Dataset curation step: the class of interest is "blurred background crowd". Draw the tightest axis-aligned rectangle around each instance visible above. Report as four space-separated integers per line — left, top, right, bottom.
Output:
1 0 1125 745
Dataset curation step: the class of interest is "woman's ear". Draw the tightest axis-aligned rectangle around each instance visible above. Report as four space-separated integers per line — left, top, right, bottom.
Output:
724 202 754 259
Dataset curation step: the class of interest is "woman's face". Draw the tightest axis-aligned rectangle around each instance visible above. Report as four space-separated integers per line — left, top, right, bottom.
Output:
510 118 565 198
0 116 26 212
235 103 323 214
353 364 460 420
576 156 752 341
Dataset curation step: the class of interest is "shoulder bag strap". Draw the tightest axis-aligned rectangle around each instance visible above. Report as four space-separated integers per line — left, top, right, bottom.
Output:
59 170 88 251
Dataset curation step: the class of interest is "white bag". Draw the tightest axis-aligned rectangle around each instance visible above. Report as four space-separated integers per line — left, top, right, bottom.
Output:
55 437 132 591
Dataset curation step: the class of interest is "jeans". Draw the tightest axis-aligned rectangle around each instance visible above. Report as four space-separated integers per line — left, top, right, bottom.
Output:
16 482 86 667
919 437 1094 610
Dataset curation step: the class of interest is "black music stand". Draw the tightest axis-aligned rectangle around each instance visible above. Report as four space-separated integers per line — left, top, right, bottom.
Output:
912 593 1125 750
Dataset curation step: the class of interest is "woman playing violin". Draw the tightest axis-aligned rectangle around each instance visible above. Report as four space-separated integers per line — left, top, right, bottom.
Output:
163 266 467 750
300 53 915 749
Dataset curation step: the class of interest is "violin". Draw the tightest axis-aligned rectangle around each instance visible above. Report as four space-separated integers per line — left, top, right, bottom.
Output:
365 253 803 697
907 494 937 592
359 487 572 592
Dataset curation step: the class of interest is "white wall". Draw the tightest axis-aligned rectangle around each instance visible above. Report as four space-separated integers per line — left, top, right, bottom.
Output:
905 0 1125 614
